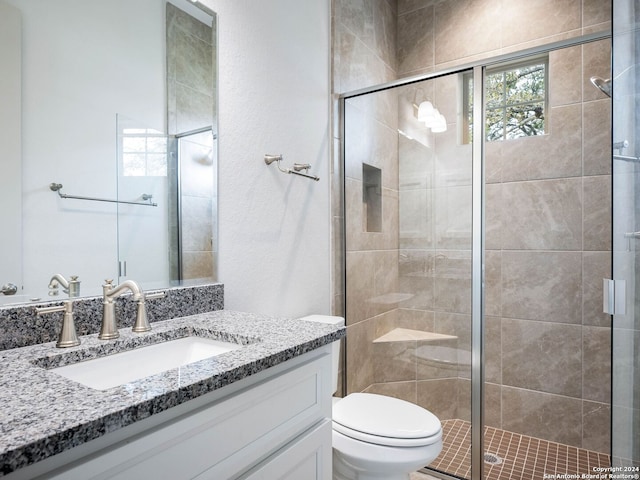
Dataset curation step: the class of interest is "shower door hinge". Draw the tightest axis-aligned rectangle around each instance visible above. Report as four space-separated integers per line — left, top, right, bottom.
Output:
603 278 625 315
118 261 127 278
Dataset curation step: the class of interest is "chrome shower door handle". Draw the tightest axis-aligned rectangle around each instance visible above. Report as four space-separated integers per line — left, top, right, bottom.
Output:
603 278 626 315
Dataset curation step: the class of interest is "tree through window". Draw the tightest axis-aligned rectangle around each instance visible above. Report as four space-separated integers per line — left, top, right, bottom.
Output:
463 57 548 142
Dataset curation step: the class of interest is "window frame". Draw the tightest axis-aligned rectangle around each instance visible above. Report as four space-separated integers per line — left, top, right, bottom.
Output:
461 54 549 144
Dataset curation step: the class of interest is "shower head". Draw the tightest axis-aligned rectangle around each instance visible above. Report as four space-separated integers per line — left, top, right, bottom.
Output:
590 76 612 97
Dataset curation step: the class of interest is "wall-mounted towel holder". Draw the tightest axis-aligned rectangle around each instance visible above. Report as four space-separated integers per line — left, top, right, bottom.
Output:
264 154 320 181
49 183 157 207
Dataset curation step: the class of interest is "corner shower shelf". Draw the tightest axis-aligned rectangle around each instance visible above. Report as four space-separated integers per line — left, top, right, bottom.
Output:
373 328 457 344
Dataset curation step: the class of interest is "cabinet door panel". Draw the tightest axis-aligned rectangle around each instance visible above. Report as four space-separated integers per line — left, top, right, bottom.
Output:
239 420 332 480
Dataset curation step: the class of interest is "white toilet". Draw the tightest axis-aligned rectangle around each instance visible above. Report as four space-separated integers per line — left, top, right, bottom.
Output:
302 315 443 480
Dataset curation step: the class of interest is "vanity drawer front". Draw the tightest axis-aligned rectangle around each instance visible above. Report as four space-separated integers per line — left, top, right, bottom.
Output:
236 419 332 480
43 351 331 480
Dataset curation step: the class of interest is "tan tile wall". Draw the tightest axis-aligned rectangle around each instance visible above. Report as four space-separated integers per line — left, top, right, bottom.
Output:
333 0 612 453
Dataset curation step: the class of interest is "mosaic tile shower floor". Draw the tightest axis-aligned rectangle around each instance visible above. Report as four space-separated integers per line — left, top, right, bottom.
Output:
424 419 610 480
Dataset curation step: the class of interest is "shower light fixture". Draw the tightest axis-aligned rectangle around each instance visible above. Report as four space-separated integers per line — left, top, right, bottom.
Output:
415 100 446 132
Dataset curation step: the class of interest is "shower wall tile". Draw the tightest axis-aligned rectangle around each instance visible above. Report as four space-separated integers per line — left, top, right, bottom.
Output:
346 250 400 324
346 317 376 393
457 378 471 422
500 104 583 183
549 46 582 107
181 251 214 280
502 251 582 324
373 337 416 383
416 336 459 381
434 71 460 126
501 178 583 251
345 250 376 324
364 380 417 404
372 0 398 71
397 0 433 16
174 28 213 96
502 318 583 398
433 311 471 379
583 251 611 327
583 40 612 103
398 250 435 310
583 100 612 176
334 23 395 94
433 0 502 67
500 0 581 49
397 6 434 75
400 188 434 249
334 0 375 48
485 184 502 251
583 0 612 28
583 175 612 251
434 129 473 188
582 326 612 404
433 250 472 315
417 378 459 420
377 308 435 337
343 102 399 188
345 182 399 252
485 382 502 428
501 386 583 448
485 316 502 384
582 400 610 454
435 185 472 250
485 251 502 318
485 138 503 184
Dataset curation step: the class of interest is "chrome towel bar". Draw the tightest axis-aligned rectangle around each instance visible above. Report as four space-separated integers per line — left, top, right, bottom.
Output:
49 183 157 207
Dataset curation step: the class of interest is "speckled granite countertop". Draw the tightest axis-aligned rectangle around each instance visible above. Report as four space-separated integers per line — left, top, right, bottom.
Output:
0 310 345 476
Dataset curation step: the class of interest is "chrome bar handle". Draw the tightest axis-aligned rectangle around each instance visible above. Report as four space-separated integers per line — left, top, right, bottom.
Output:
0 283 18 295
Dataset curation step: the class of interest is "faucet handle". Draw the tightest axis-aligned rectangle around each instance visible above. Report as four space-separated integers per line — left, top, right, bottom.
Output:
132 294 151 333
36 300 81 348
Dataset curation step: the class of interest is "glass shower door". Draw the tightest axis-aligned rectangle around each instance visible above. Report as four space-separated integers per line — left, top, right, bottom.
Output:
342 70 474 479
612 0 640 469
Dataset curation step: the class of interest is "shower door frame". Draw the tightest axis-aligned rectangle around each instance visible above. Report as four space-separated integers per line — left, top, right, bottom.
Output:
339 30 611 480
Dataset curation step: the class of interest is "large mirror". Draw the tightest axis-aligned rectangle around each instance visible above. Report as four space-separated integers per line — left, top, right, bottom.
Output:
0 0 218 305
0 0 217 305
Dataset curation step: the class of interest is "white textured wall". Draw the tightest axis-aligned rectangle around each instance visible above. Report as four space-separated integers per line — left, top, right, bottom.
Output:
203 0 332 317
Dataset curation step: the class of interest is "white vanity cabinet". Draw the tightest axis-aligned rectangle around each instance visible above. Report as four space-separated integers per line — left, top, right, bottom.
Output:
12 347 333 480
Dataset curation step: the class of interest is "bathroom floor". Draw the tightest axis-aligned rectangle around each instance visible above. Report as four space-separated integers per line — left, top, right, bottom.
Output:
423 419 610 480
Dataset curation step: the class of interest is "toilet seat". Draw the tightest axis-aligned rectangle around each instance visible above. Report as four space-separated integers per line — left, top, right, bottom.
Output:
333 393 442 448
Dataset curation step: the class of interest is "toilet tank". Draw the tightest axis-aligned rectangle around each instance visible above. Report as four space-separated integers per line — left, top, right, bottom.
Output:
300 315 344 394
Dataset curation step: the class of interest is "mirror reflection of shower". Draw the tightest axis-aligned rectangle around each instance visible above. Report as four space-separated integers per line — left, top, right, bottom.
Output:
169 127 217 283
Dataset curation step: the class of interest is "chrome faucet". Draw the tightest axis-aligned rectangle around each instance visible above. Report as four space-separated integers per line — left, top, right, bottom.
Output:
48 274 81 298
98 279 150 340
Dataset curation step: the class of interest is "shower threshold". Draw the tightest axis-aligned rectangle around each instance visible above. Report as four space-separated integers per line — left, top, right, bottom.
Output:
425 419 610 480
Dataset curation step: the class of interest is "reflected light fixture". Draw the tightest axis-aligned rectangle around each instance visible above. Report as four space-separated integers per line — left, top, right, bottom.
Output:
431 113 447 133
414 99 447 133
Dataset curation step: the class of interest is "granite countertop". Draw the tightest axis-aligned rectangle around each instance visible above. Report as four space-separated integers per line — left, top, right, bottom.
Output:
0 310 345 476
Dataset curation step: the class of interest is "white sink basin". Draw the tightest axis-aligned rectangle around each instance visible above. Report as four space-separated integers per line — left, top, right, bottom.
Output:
51 337 242 390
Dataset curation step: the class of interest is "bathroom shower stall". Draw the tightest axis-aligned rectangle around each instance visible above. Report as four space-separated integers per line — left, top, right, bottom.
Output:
340 29 626 479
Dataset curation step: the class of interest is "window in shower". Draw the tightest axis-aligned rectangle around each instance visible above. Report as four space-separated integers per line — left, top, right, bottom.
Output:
121 127 168 177
463 57 548 143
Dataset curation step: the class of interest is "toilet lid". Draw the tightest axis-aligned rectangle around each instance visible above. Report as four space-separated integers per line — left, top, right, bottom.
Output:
333 393 442 447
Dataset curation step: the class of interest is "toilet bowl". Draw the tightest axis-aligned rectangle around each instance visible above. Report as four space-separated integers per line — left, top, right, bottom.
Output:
301 315 443 480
